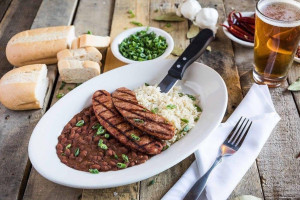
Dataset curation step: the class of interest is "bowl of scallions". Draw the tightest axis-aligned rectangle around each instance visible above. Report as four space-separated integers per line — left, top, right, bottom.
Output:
111 27 174 63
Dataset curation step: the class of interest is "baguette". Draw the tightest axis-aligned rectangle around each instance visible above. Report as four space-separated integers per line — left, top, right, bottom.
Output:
58 60 101 83
57 47 102 63
79 34 110 49
6 26 75 67
0 64 48 110
71 38 80 49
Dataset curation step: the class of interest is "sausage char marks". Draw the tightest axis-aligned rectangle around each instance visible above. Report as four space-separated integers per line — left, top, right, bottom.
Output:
112 87 175 140
92 90 163 155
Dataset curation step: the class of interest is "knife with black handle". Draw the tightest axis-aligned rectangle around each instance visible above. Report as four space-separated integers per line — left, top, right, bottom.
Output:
158 28 215 93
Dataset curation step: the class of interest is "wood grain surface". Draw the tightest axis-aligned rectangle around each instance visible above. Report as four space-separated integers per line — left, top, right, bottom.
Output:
0 0 12 23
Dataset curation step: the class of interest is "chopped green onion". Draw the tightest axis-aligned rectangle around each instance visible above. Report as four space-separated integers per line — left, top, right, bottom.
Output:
61 153 66 156
104 133 110 138
166 104 176 109
187 94 196 101
128 10 135 18
89 169 99 174
122 154 129 163
76 120 84 127
162 145 169 151
181 118 189 123
195 117 199 122
75 148 80 157
56 93 64 99
194 104 202 112
117 163 127 169
114 154 118 159
87 30 92 34
151 108 158 114
98 139 108 150
133 119 144 123
65 144 71 149
67 87 73 91
92 123 101 130
96 126 106 135
143 108 147 112
131 133 140 141
178 93 184 97
145 83 150 86
148 179 156 186
59 81 66 90
166 23 171 27
130 21 143 26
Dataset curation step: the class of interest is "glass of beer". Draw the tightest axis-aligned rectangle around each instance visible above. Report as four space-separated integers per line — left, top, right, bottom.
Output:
253 0 300 87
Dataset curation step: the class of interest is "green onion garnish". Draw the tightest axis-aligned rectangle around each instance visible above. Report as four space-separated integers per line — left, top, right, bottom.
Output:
74 148 80 157
166 23 171 27
166 104 176 109
128 10 135 18
194 104 202 112
162 145 169 151
92 123 101 130
181 118 189 123
133 119 144 123
59 81 66 90
195 117 199 122
67 87 73 91
131 133 140 141
148 179 156 186
87 30 92 34
145 83 150 86
151 108 158 114
178 93 184 97
56 93 64 99
130 21 143 26
114 154 118 159
65 144 71 149
76 120 84 127
98 139 108 150
96 126 106 135
117 163 127 169
187 94 196 101
122 154 129 163
104 133 110 138
89 169 99 174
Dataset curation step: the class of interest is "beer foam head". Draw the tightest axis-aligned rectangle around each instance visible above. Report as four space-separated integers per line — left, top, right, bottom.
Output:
256 0 300 27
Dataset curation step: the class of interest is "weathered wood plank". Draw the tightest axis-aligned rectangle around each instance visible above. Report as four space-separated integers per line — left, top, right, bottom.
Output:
23 0 114 199
287 64 300 115
224 0 300 198
0 0 12 23
0 0 43 199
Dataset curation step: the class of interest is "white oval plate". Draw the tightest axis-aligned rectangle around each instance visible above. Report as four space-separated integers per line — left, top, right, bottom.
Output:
222 12 255 47
28 59 228 189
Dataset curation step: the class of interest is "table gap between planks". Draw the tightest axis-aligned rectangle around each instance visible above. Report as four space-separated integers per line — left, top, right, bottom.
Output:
0 0 299 199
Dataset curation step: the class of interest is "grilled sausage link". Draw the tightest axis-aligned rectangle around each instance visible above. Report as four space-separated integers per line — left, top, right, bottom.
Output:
112 87 175 140
92 90 163 155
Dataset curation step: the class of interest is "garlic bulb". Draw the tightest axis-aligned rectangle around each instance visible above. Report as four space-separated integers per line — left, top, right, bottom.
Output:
176 0 201 21
194 8 219 33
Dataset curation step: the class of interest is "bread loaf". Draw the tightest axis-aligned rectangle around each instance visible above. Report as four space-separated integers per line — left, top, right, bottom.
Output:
6 26 75 67
58 60 101 83
0 64 48 110
57 47 102 63
79 34 110 49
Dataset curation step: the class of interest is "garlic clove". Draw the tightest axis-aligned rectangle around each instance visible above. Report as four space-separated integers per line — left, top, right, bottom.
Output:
194 8 219 34
178 0 202 21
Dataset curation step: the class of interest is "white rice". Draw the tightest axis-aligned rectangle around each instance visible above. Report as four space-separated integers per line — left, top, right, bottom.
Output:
134 85 201 145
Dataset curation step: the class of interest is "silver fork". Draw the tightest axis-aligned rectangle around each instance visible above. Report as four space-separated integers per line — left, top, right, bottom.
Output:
183 117 252 200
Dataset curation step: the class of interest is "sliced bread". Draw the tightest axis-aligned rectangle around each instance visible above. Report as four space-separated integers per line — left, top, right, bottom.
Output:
57 47 102 63
79 34 110 49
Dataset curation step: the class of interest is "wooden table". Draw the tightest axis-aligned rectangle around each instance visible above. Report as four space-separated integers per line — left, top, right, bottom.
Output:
0 0 299 199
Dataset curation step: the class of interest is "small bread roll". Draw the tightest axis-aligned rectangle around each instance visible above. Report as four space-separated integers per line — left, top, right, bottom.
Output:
58 60 101 83
57 47 102 63
79 34 110 49
0 64 48 110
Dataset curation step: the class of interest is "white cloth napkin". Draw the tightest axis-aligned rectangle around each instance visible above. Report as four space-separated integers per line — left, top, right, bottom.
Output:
162 84 281 200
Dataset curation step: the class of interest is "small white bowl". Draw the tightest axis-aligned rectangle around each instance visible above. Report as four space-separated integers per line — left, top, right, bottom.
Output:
222 11 255 48
111 27 174 64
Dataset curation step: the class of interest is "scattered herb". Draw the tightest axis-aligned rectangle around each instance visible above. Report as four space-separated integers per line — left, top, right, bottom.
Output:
171 46 184 56
165 23 172 28
153 12 185 22
59 81 66 90
288 78 300 91
181 118 189 123
76 120 85 127
117 163 127 169
87 30 92 34
67 87 73 91
65 144 71 149
74 148 80 157
119 28 168 61
143 108 147 112
92 123 101 129
162 145 169 151
122 154 129 163
89 169 99 174
104 133 110 138
187 24 200 39
61 153 66 156
194 104 202 112
114 154 118 159
145 83 150 86
178 92 184 97
56 93 64 99
98 139 108 150
187 94 196 101
130 21 143 26
133 119 144 123
151 107 158 114
131 133 140 141
148 178 156 186
166 104 176 109
128 10 135 18
195 117 199 122
96 126 106 135
154 9 159 13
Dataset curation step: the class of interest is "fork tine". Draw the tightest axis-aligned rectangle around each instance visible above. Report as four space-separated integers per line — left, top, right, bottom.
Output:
224 117 242 143
228 118 246 143
236 121 252 147
232 119 250 145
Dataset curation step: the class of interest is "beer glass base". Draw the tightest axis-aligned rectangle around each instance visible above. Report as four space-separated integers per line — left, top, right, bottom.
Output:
253 70 285 88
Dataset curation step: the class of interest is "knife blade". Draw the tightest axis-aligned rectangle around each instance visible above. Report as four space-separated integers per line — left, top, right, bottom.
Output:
158 29 215 93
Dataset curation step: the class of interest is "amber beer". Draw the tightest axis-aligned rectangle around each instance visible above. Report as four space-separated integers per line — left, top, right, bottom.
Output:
253 0 300 87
